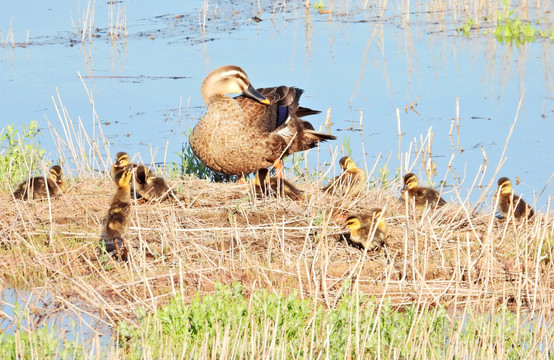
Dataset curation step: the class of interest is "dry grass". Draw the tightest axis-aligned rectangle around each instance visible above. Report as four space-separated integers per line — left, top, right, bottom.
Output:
1 171 553 329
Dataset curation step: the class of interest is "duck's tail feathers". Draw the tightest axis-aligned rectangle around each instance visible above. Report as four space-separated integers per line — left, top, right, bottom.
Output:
296 106 321 118
304 130 337 141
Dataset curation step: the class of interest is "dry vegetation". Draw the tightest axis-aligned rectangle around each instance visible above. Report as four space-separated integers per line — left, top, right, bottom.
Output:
1 170 553 331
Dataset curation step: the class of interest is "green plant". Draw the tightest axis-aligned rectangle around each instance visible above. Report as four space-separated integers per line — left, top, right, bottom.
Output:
370 164 399 188
493 0 536 44
117 283 551 359
0 121 46 188
458 0 553 44
313 0 325 10
460 17 475 36
342 136 352 158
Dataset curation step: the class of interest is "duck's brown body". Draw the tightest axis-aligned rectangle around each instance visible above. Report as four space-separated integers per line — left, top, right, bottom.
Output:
344 209 388 250
496 177 534 220
401 173 446 208
13 165 67 200
323 156 366 197
252 168 303 201
190 65 335 176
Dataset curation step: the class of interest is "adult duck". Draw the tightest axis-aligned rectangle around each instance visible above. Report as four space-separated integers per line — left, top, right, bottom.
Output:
189 65 336 176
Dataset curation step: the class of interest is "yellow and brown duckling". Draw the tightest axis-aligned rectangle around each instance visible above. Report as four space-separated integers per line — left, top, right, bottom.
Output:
251 168 304 201
189 65 336 177
134 164 171 202
13 165 67 200
110 152 135 181
496 177 534 220
344 208 388 251
323 156 366 197
101 169 133 261
401 173 446 208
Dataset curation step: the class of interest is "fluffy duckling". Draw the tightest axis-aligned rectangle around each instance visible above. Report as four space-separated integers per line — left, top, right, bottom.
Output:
251 168 304 201
344 208 388 251
134 164 171 202
101 169 133 261
496 177 534 220
13 165 67 200
401 173 446 208
110 152 135 181
323 156 366 197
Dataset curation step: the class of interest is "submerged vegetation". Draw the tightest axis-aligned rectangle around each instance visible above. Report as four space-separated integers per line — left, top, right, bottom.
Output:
459 0 554 44
0 309 84 359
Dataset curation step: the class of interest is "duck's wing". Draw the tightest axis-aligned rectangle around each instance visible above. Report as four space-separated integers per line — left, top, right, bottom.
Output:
415 187 446 207
236 86 320 132
513 195 534 219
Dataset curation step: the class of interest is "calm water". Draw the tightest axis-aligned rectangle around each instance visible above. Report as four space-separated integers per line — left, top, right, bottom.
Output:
1 0 553 210
0 287 111 354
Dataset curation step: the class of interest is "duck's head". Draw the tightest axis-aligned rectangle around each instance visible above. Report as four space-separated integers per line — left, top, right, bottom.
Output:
339 156 358 172
49 165 63 184
201 65 270 105
344 215 363 231
402 173 418 193
497 177 512 195
114 152 130 168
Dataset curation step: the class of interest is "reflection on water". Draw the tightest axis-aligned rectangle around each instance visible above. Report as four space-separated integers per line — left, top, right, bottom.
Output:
0 0 553 209
0 287 112 353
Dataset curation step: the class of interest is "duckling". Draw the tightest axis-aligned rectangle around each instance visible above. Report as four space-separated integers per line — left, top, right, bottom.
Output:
110 152 135 181
13 165 67 200
189 65 336 177
496 177 534 220
134 164 171 202
323 156 366 197
344 208 388 251
401 173 446 208
251 168 304 200
101 169 132 261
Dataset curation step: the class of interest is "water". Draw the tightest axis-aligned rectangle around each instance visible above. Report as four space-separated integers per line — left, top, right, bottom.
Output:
0 287 112 355
1 0 553 211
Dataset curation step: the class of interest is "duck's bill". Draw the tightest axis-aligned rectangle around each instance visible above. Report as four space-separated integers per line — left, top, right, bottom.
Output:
244 84 270 104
